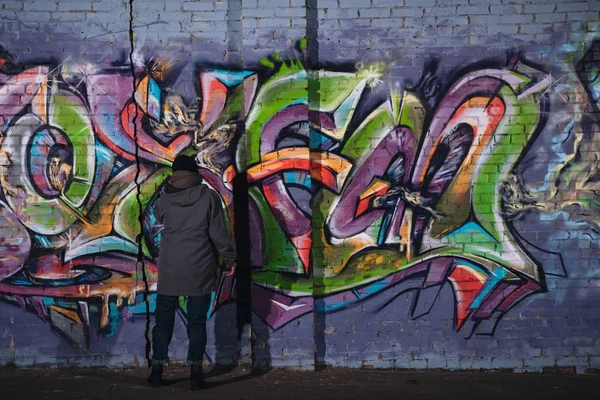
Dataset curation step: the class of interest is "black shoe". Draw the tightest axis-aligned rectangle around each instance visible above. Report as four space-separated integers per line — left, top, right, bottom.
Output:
147 364 163 387
190 365 205 391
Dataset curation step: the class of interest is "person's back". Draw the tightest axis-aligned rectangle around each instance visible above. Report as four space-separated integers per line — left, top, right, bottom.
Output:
148 154 236 391
157 177 234 297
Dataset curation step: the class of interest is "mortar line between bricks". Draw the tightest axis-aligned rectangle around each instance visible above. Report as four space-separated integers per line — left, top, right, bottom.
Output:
127 0 152 369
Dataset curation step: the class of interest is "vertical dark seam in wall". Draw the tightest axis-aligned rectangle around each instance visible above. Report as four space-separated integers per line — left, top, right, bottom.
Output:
127 0 152 368
227 0 253 367
306 0 325 372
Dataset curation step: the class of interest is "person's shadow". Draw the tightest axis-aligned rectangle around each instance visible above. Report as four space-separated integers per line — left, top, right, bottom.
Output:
207 169 271 383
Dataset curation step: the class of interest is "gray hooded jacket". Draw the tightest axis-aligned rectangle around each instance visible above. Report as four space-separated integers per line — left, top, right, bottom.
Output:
155 171 236 296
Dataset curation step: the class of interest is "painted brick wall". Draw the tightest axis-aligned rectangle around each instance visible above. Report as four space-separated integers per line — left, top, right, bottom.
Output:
0 0 599 374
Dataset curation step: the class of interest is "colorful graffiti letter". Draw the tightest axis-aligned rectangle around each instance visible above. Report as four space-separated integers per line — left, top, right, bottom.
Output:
0 41 598 349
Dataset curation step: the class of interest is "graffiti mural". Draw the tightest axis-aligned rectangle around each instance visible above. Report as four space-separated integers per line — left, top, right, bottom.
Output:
0 39 598 350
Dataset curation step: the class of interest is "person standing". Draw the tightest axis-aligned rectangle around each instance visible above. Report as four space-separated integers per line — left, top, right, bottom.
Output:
147 154 236 391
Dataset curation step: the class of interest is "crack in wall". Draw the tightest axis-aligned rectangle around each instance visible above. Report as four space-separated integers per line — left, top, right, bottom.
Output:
127 0 152 368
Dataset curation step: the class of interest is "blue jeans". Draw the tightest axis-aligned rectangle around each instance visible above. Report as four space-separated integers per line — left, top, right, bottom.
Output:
151 294 211 366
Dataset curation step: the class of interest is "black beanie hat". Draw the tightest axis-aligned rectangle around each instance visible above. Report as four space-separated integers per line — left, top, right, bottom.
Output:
172 155 198 173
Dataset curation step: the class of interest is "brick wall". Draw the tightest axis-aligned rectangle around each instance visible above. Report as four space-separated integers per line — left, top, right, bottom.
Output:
0 0 599 373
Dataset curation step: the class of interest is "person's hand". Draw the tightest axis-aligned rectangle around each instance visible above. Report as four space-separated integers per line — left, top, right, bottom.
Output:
226 264 236 277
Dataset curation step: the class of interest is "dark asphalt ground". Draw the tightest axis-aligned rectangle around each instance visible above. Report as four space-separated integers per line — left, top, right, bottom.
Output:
1 365 599 399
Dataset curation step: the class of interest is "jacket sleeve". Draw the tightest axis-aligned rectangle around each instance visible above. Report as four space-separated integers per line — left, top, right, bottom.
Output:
155 198 163 224
208 192 237 269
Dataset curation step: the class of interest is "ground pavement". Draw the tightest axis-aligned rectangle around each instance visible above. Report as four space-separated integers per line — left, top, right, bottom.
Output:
1 365 599 399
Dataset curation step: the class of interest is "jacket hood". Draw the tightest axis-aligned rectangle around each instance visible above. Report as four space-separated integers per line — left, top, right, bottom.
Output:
164 183 209 207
